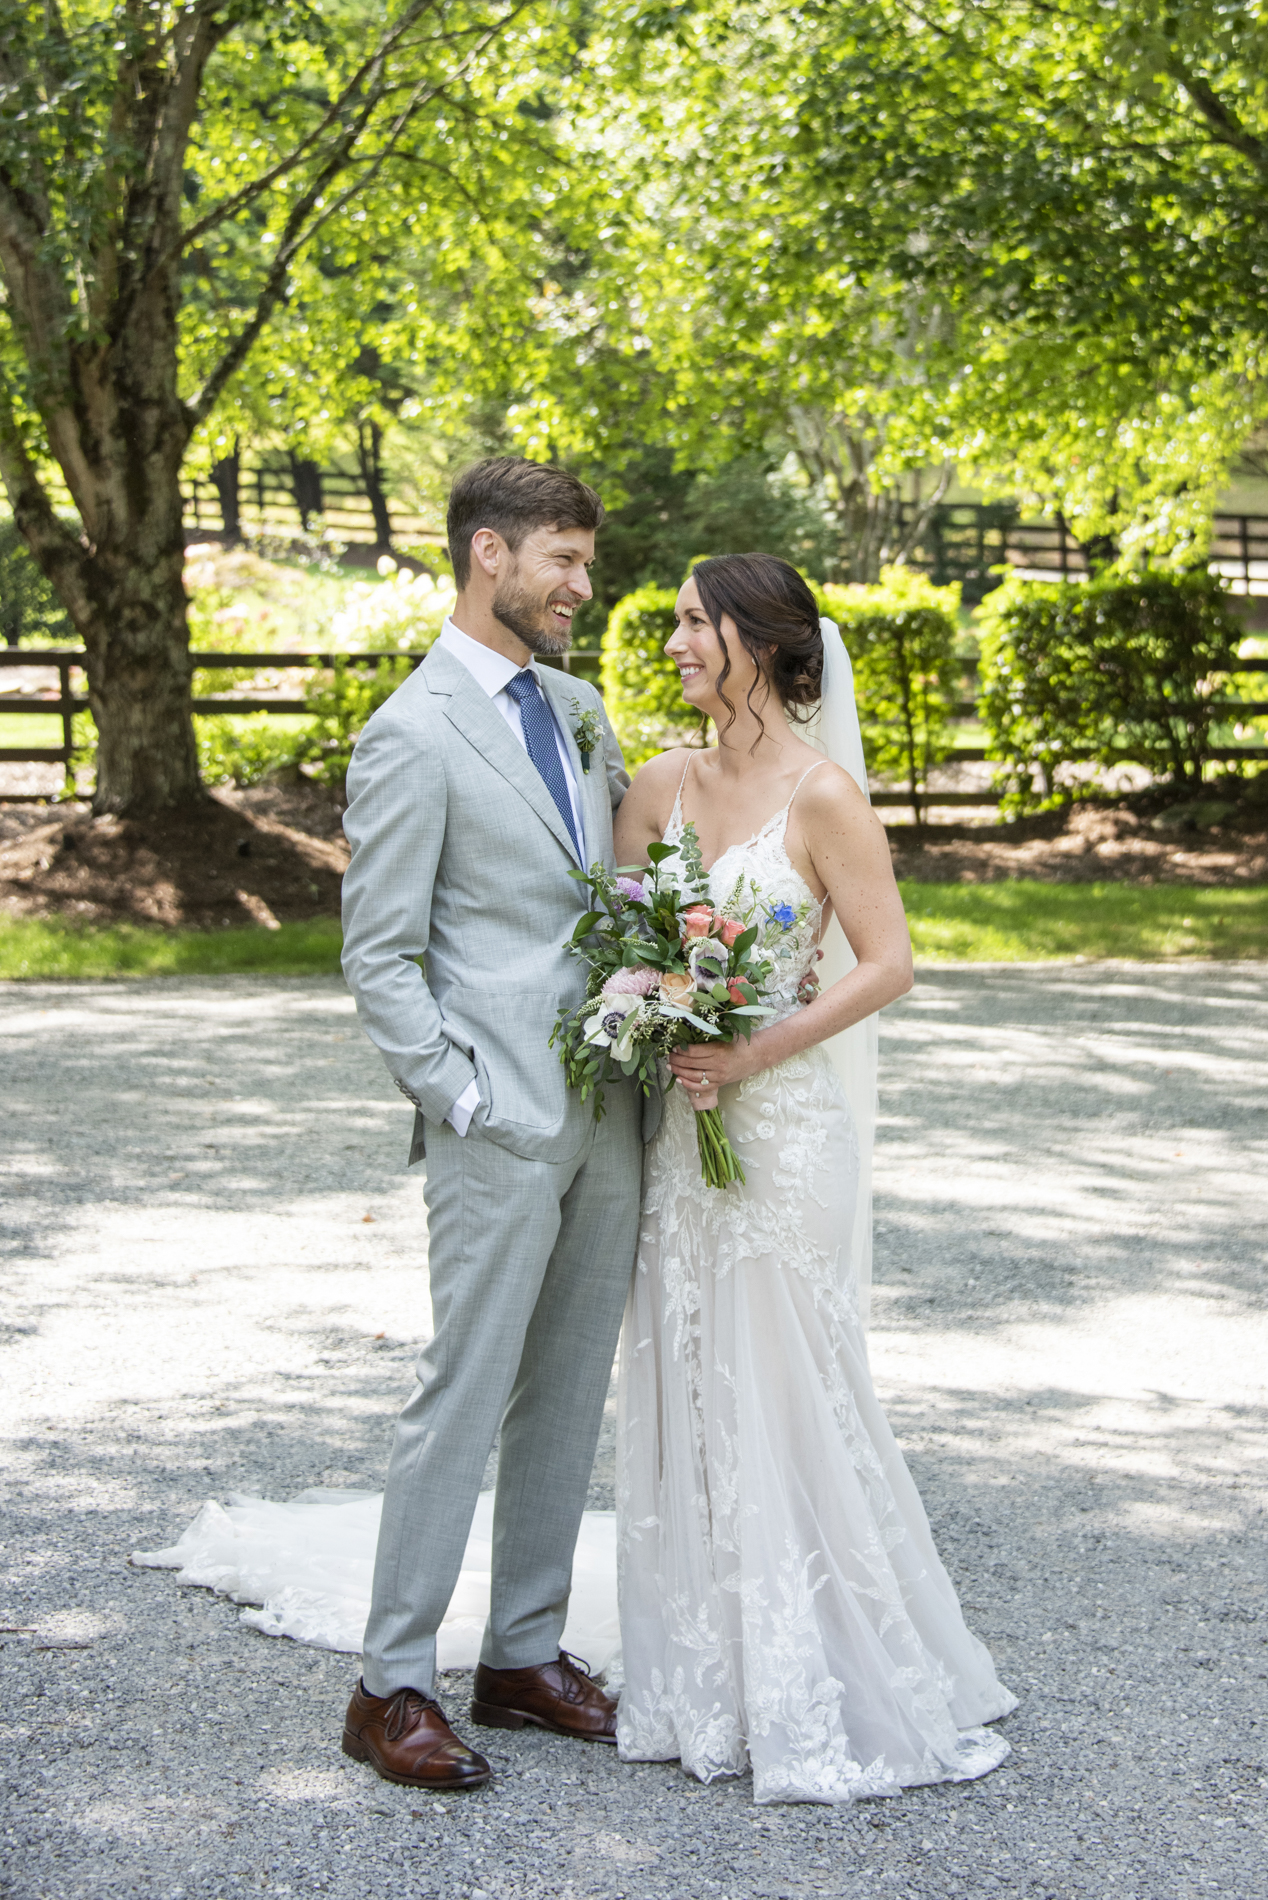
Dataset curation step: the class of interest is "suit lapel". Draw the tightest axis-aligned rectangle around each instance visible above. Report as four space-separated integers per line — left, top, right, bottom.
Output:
426 645 581 866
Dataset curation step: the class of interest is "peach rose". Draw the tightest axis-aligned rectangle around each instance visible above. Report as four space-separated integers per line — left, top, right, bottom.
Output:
659 970 696 1008
718 917 744 947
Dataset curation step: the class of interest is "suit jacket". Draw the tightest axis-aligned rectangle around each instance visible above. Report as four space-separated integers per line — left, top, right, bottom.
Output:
341 643 657 1164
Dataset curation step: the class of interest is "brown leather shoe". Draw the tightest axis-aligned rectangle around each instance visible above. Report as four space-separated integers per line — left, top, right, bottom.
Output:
471 1651 618 1743
342 1681 492 1789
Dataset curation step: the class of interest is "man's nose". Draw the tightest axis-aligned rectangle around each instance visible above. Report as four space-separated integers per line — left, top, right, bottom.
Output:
570 566 593 602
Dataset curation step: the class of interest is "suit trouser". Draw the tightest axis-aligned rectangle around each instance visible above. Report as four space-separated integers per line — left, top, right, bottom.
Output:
361 1088 642 1697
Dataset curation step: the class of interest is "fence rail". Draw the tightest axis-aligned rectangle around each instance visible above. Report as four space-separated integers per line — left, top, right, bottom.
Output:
2 649 1264 814
0 647 602 765
911 506 1268 602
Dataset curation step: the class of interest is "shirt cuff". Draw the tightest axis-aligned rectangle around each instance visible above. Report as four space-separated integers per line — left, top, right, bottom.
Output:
446 1077 481 1138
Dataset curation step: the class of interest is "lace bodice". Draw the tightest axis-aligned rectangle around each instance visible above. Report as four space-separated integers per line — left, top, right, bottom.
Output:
663 759 825 1018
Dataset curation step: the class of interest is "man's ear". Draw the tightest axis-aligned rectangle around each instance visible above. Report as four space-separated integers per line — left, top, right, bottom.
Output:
469 528 505 580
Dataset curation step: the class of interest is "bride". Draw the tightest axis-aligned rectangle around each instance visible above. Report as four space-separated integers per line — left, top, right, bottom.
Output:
136 548 1015 1806
609 552 1016 1802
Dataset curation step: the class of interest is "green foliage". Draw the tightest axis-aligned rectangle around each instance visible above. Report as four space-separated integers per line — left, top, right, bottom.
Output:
298 657 417 784
523 3 1268 575
978 572 1247 814
821 567 959 822
901 882 1268 964
587 453 836 628
0 521 74 647
195 714 313 789
600 585 696 767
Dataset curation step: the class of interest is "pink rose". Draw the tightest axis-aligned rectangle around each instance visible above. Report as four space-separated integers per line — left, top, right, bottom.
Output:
718 917 744 947
680 905 714 940
726 978 749 1006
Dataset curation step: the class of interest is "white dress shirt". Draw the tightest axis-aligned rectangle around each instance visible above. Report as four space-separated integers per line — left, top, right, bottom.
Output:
435 617 586 1136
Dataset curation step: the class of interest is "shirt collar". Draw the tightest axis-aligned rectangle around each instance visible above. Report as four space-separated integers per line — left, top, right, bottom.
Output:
437 617 536 699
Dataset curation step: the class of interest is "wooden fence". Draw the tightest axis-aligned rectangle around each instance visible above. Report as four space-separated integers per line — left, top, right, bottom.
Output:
3 647 1265 814
912 506 1268 602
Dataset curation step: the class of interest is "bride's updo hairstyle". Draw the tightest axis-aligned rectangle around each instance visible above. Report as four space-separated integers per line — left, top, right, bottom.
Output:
691 553 823 741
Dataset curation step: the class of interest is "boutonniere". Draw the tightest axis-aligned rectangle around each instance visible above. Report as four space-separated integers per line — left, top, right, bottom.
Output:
570 698 602 774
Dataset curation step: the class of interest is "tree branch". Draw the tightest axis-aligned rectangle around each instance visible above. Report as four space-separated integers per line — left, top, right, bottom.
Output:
1166 60 1268 171
186 5 528 424
177 0 447 252
0 371 93 629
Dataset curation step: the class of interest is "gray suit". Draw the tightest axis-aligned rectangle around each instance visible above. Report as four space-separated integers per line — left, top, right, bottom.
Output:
341 643 645 1694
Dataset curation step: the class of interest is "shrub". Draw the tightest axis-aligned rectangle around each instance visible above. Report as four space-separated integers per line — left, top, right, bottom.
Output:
297 655 417 784
600 584 697 767
978 570 1246 813
195 713 312 787
821 566 960 823
326 560 455 651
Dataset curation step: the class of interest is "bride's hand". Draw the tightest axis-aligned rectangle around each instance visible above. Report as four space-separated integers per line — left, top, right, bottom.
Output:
668 1037 764 1112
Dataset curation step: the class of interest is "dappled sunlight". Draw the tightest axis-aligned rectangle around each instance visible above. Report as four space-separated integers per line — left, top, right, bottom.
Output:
2 966 1264 1896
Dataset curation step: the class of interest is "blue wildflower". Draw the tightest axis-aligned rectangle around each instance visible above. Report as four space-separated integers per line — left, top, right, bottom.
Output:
769 902 796 930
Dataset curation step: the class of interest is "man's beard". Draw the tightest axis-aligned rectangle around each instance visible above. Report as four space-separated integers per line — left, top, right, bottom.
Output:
491 575 572 656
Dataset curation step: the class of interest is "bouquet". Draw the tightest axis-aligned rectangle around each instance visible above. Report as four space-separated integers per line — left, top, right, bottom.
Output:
551 824 809 1188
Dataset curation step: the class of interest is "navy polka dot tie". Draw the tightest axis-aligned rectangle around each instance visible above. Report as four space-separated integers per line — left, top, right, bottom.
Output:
504 669 582 861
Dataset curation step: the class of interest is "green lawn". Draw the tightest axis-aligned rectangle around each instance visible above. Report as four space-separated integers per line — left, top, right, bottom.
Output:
1 883 1264 978
0 712 63 747
901 880 1268 962
0 915 344 979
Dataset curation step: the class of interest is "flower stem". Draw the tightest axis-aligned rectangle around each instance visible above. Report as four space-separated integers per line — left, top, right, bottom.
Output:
695 1105 746 1189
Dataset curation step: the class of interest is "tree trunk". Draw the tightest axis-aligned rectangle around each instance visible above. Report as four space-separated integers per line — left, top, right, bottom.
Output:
81 523 201 814
0 261 204 815
289 455 324 531
211 444 242 545
357 420 394 551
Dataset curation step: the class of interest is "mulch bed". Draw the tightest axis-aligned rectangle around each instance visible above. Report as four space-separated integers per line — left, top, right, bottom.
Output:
889 796 1268 887
1 782 1265 930
0 784 348 929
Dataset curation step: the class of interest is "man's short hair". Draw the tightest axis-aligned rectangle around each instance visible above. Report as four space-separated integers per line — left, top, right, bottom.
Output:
446 456 605 587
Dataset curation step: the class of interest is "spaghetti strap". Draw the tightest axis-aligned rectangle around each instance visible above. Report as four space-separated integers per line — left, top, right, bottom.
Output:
668 750 695 830
782 757 830 828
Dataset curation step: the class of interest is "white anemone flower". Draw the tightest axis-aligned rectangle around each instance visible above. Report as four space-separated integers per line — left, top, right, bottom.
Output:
582 993 643 1061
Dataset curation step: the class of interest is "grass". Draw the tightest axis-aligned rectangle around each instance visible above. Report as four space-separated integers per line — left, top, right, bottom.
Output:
0 915 344 979
901 880 1268 962
1 883 1264 979
0 712 62 747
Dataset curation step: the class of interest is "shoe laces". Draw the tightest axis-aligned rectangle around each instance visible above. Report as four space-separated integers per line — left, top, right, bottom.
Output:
384 1687 440 1743
558 1651 597 1698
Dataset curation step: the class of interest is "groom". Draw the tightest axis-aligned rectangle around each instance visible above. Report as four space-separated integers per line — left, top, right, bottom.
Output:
338 457 645 1790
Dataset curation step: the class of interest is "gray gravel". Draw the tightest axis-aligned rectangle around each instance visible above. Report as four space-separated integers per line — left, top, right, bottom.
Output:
1 964 1265 1900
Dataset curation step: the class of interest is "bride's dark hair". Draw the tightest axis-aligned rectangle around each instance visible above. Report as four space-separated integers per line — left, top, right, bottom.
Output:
690 553 823 741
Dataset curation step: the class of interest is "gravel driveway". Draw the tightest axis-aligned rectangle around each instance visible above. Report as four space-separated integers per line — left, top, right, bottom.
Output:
2 965 1265 1900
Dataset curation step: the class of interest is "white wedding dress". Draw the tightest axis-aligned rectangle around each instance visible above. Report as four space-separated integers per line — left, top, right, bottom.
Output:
135 762 1015 1806
613 775 1017 1802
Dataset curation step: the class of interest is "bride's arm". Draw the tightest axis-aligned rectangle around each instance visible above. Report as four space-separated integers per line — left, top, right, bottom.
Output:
612 747 694 866
667 763 912 1105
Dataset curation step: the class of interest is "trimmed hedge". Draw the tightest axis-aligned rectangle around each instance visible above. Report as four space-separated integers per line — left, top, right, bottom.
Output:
978 570 1246 813
600 583 698 767
819 567 959 821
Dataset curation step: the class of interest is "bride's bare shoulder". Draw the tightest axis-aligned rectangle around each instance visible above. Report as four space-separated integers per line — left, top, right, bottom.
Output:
632 745 699 789
614 746 700 854
795 758 884 844
624 746 697 812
